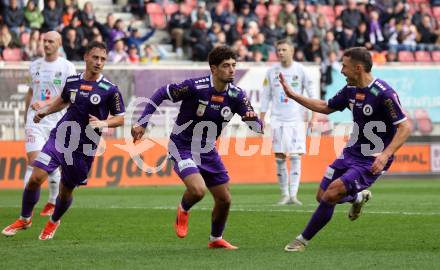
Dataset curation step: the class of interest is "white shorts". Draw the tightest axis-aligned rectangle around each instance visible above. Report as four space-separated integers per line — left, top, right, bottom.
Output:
25 125 52 153
272 124 306 155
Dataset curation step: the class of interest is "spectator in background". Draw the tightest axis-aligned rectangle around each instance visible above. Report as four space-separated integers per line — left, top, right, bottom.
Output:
241 20 259 47
295 0 312 28
341 0 365 30
80 17 99 43
321 30 340 61
0 23 19 54
108 38 128 63
169 3 191 57
235 42 252 62
391 2 407 24
284 22 298 47
42 0 62 32
314 15 329 42
191 1 212 30
320 50 342 97
126 27 155 53
260 15 284 48
251 49 263 63
211 3 228 27
109 19 127 50
62 4 76 27
249 32 269 61
369 10 386 51
397 16 417 51
412 3 432 28
278 1 297 31
23 28 43 60
63 28 84 61
297 18 314 50
101 13 116 44
77 1 95 26
61 15 84 44
3 0 25 34
339 27 357 50
208 22 223 45
304 35 323 62
239 3 258 27
294 49 305 62
355 22 371 48
416 14 437 51
24 0 44 30
386 50 397 62
188 15 212 61
127 44 139 63
332 17 344 47
140 44 160 63
227 16 245 45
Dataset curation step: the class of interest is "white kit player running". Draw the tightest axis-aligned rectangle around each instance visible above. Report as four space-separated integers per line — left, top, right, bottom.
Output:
260 39 317 205
24 31 76 216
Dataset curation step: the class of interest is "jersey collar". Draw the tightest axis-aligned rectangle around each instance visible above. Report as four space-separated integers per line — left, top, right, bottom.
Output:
80 72 103 82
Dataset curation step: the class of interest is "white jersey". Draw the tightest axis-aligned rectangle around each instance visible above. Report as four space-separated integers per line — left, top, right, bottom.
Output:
260 62 315 126
27 57 76 127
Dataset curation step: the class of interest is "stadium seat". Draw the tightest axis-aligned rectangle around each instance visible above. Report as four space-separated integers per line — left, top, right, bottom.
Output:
335 5 345 17
433 6 440 18
164 3 179 17
268 51 277 62
255 4 268 24
414 51 432 62
431 51 440 62
268 4 281 17
146 3 166 29
2 48 22 61
398 51 415 62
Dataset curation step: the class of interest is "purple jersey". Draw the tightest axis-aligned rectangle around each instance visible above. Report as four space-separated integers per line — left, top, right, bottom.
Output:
327 78 407 160
56 73 126 154
139 75 263 151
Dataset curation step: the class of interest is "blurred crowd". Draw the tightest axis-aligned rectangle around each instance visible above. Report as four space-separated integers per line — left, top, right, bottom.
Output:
1 0 440 65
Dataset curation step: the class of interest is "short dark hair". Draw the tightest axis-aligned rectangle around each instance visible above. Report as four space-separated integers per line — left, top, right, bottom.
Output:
85 41 107 54
343 47 372 72
276 39 294 47
208 46 237 66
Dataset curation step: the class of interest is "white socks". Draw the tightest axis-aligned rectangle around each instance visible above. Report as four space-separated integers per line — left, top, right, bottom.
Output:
275 158 288 197
48 168 61 204
289 156 301 198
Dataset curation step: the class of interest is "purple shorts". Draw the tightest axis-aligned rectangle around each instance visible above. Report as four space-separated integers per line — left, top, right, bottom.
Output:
320 152 393 196
169 148 229 188
32 136 93 189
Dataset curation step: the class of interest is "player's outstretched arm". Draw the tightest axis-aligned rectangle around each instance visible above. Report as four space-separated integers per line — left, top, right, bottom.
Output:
33 96 69 123
371 120 411 175
279 73 335 115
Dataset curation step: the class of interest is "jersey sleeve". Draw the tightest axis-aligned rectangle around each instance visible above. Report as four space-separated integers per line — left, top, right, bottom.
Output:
260 70 272 113
235 90 263 134
60 81 70 102
382 90 407 125
108 87 126 116
166 79 195 102
327 86 349 111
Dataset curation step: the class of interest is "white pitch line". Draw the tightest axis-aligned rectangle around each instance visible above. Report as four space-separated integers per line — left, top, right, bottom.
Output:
1 205 439 216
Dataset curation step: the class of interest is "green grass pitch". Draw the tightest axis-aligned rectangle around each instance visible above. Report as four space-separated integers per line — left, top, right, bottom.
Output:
1 179 439 270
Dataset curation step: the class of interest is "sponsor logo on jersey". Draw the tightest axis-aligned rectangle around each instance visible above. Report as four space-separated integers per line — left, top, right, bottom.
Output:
55 72 62 78
210 104 221 110
374 80 387 91
178 159 197 171
211 95 224 103
196 103 207 116
370 87 380 96
69 89 78 103
80 84 93 91
53 79 62 85
355 93 365 101
98 82 111 91
195 84 209 89
363 104 373 116
67 77 79 83
221 106 232 118
384 98 398 119
80 91 89 97
90 94 101 105
263 78 269 86
228 89 239 98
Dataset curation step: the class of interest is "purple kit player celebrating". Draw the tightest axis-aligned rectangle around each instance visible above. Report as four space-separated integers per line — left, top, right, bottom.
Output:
2 41 125 240
280 47 411 252
131 46 263 249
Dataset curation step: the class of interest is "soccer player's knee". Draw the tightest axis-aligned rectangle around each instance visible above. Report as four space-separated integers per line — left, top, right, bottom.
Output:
315 193 322 203
27 174 44 189
190 187 206 199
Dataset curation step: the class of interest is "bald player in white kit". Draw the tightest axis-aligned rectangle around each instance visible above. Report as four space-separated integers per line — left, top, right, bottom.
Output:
24 31 76 216
260 39 317 205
